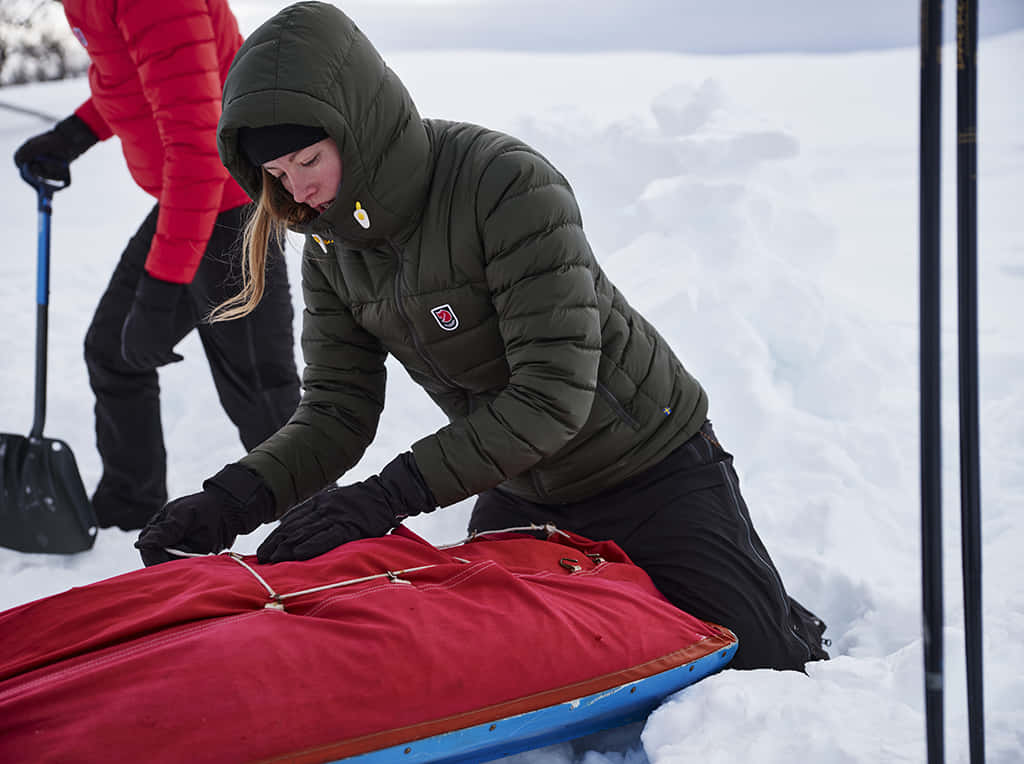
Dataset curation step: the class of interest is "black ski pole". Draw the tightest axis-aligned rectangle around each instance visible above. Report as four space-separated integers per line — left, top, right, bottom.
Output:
919 1 944 763
956 1 984 761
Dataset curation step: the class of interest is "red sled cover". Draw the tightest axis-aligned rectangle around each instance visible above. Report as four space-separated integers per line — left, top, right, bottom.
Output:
0 526 735 763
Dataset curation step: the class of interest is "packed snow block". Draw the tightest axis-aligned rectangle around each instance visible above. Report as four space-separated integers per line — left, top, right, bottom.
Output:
0 526 736 763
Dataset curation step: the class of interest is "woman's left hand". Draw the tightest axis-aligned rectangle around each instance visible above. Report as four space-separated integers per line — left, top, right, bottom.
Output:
256 452 436 563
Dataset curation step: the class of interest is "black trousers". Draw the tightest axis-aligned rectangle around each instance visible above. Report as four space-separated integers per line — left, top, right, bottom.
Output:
469 422 829 671
84 204 300 530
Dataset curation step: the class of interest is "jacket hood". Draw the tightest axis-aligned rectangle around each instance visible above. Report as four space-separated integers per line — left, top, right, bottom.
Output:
217 1 432 246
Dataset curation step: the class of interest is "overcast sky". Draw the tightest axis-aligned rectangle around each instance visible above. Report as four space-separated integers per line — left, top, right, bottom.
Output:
233 0 1024 54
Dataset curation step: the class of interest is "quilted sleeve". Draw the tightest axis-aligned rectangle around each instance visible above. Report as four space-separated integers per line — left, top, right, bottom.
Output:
240 243 388 511
116 0 233 283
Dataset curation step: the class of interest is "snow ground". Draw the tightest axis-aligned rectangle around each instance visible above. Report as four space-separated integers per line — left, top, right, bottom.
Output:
0 24 1021 764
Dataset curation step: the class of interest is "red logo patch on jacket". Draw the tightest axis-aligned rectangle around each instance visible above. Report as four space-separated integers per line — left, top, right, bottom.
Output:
431 304 459 331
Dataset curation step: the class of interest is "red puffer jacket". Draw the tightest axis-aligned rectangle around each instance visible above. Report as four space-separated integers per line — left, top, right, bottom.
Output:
63 0 251 283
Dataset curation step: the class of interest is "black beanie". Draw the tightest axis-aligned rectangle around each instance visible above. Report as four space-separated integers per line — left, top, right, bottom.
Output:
238 123 328 166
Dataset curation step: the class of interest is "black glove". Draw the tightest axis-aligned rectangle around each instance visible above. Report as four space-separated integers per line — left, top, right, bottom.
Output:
120 272 188 370
13 114 98 176
257 452 436 564
135 463 277 566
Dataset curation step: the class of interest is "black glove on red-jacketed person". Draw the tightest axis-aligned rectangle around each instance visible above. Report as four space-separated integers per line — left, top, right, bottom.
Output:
135 463 277 567
120 272 188 370
256 452 437 564
13 114 98 174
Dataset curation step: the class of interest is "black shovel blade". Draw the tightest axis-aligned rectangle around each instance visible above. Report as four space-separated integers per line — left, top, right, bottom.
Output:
0 433 98 554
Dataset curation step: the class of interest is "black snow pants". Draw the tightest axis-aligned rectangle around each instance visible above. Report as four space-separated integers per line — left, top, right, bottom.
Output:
469 421 830 671
84 204 300 530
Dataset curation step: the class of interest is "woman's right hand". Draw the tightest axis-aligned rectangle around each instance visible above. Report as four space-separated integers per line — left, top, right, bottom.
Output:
135 464 276 566
13 114 98 171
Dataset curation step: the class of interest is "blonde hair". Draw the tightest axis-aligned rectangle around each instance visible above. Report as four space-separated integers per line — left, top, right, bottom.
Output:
208 169 317 322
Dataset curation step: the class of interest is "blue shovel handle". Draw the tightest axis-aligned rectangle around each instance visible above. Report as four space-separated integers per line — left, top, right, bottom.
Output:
19 158 71 200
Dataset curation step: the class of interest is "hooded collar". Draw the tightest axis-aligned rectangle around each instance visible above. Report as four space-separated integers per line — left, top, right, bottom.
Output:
216 1 432 248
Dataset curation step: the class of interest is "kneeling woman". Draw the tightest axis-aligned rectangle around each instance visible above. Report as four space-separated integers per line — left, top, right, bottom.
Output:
137 1 828 672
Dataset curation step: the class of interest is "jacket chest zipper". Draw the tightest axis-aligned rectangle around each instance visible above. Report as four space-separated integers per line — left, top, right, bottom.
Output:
387 240 461 392
387 241 542 498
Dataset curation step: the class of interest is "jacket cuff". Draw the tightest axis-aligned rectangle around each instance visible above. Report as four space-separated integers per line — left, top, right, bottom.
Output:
410 438 464 508
381 452 437 518
204 463 277 526
144 234 207 284
74 100 114 141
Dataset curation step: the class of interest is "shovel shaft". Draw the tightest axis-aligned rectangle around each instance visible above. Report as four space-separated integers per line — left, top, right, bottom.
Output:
19 161 68 440
31 202 52 440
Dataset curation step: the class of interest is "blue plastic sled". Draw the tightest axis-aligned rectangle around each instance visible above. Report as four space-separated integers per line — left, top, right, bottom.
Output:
343 641 737 763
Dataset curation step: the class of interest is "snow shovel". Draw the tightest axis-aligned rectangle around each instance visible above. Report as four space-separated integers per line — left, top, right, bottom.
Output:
0 161 97 554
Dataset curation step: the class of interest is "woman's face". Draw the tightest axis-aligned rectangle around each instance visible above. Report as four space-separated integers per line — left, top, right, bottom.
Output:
262 137 341 213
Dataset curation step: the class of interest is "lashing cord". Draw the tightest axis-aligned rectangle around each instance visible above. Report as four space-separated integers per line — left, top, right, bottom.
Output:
163 524 572 611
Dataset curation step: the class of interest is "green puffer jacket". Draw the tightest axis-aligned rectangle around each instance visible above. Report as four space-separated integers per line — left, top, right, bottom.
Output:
217 2 707 511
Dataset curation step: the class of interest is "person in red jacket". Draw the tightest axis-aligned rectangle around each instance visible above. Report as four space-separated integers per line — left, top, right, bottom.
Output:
12 0 300 531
